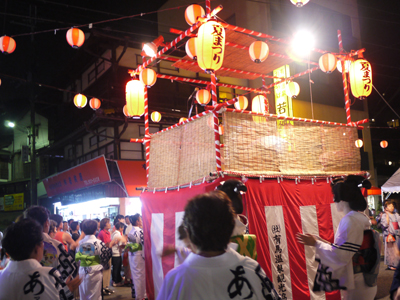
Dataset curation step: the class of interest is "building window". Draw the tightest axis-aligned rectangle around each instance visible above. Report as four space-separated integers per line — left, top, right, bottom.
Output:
67 147 73 158
89 135 98 147
98 129 106 142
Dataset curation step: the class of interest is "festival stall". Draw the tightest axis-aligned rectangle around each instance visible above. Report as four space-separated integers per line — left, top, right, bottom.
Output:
127 1 372 299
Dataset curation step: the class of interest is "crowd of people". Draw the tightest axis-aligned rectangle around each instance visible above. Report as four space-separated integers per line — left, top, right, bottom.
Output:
1 176 400 299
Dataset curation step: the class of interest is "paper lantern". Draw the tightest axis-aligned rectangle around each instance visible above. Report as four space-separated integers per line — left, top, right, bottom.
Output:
185 4 205 26
66 28 85 49
140 68 157 87
219 124 224 135
196 21 225 73
349 59 372 100
0 36 16 54
185 37 197 60
89 98 101 110
380 140 388 148
196 89 211 105
249 41 269 63
123 105 133 118
319 53 337 73
290 0 310 7
355 139 363 148
252 95 267 123
151 111 162 122
286 82 300 98
337 60 351 73
142 36 164 57
126 80 145 117
234 96 248 110
179 117 187 123
74 94 87 109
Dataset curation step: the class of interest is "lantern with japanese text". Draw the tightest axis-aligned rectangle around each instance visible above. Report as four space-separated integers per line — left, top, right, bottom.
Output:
66 28 85 49
151 111 162 122
349 59 372 100
0 36 16 54
196 21 225 73
179 117 187 123
380 140 388 148
252 95 267 123
123 105 133 118
185 4 205 26
74 94 87 109
185 37 197 60
286 82 300 98
89 98 101 110
126 80 145 117
319 53 337 73
140 68 157 87
249 41 269 63
234 95 248 110
337 60 351 73
290 0 310 7
196 89 211 105
355 139 363 148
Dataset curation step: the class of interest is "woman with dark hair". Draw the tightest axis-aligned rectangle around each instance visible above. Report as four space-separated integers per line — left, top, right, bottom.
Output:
381 199 400 270
157 191 280 300
297 175 377 300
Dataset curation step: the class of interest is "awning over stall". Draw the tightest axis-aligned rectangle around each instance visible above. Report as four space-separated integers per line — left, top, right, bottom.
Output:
382 168 400 193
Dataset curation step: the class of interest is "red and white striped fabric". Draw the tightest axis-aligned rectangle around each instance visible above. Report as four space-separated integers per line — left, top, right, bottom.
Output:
141 177 344 300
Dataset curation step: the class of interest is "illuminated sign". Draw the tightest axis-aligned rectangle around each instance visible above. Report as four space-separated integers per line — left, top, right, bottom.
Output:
4 193 24 211
273 65 293 127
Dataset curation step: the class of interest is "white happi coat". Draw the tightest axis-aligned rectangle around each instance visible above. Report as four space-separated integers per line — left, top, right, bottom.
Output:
315 210 370 290
128 226 146 300
0 259 73 300
75 235 112 300
42 233 77 280
157 247 280 300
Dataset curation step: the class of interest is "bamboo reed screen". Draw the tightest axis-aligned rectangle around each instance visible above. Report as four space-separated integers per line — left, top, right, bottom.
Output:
222 112 361 176
147 111 361 188
148 113 216 188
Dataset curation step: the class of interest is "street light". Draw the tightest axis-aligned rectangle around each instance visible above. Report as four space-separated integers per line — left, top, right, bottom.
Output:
5 120 15 128
291 31 314 56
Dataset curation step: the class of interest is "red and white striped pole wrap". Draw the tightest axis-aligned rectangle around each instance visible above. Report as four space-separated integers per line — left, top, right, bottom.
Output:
206 0 211 15
135 22 201 73
223 23 327 54
156 73 265 93
130 138 144 143
262 77 269 113
263 66 319 90
337 30 352 124
211 72 222 172
144 86 150 181
224 108 365 128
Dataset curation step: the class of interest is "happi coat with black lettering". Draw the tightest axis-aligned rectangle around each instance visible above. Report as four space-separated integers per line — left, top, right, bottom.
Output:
0 258 73 300
157 247 281 300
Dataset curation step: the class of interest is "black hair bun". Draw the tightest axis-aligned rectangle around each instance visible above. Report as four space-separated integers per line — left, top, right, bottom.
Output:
345 175 370 189
362 179 372 190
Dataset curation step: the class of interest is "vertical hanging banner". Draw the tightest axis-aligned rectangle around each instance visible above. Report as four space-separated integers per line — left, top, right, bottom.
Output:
273 65 293 127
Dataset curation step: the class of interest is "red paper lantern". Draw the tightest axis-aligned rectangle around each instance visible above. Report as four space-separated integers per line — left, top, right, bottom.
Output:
234 96 248 110
151 111 162 122
252 95 267 123
74 94 87 109
89 98 101 110
319 53 337 73
196 89 211 105
185 4 205 26
290 0 310 7
185 37 197 60
380 140 388 148
179 117 187 123
249 41 269 63
196 21 225 72
337 60 351 73
140 68 157 87
355 139 363 148
66 28 85 49
126 80 145 117
0 35 16 54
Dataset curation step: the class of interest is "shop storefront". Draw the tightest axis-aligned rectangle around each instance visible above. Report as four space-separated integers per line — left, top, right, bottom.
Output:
43 156 147 221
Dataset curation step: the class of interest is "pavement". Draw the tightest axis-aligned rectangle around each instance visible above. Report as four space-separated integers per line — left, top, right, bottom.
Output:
74 257 395 300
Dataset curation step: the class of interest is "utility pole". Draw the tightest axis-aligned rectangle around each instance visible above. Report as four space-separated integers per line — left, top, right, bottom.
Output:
29 4 37 206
